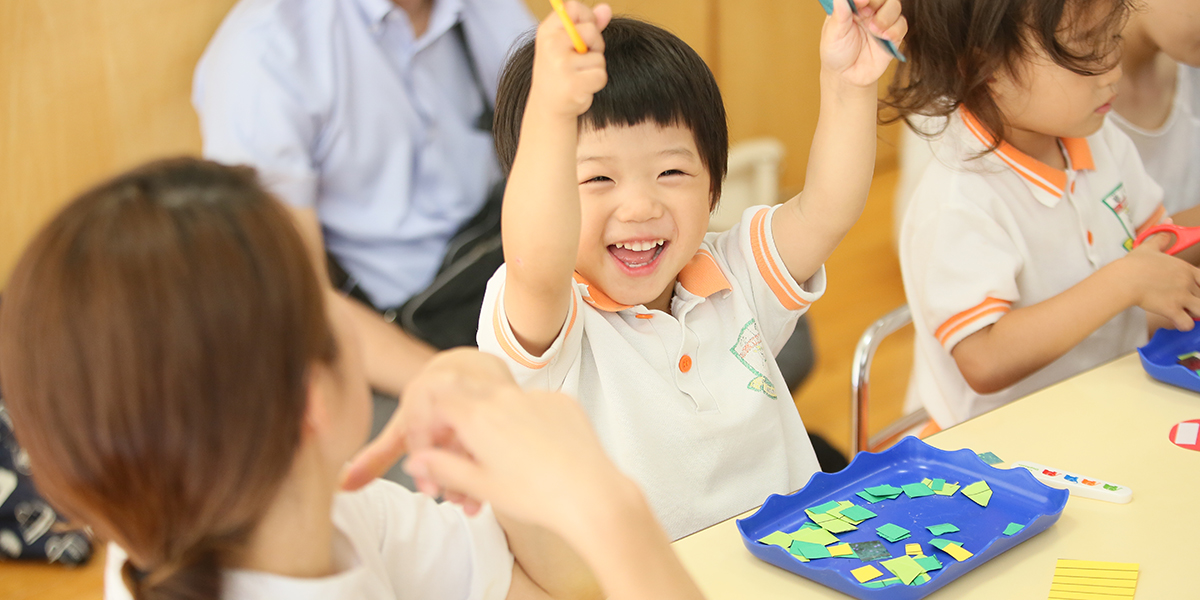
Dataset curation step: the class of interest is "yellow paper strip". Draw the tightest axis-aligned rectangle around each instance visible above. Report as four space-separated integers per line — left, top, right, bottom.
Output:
943 543 973 561
829 544 853 557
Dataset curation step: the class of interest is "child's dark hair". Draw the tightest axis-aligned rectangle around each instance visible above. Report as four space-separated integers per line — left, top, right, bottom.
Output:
494 17 728 208
882 0 1132 149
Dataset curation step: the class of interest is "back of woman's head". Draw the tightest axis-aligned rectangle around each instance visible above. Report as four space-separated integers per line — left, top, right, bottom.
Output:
0 157 337 600
883 0 1132 148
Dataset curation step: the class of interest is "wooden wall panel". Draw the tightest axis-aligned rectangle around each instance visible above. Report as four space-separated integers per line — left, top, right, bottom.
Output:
0 0 238 285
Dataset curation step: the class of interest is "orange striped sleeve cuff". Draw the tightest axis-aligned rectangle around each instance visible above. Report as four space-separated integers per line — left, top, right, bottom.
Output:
749 207 813 312
1135 204 1168 237
491 286 578 370
934 297 1013 349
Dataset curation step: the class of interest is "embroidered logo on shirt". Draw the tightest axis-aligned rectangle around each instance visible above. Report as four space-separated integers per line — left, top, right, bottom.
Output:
730 319 777 400
1100 183 1136 250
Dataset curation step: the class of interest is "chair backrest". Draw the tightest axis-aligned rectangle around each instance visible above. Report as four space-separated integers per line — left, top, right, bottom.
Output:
850 304 927 456
710 138 786 232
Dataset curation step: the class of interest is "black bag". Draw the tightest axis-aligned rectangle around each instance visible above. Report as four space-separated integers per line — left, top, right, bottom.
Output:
0 399 93 566
328 180 504 350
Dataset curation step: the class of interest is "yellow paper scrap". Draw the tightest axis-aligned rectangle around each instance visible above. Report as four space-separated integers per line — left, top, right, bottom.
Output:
905 543 922 556
1049 559 1139 599
943 543 973 562
851 564 883 583
829 543 853 557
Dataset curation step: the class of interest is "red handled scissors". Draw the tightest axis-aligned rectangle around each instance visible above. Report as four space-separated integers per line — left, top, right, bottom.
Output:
1133 223 1200 255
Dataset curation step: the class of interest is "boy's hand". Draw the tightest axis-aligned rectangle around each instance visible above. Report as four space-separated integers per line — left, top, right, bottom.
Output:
1118 234 1200 331
530 2 613 118
820 0 907 87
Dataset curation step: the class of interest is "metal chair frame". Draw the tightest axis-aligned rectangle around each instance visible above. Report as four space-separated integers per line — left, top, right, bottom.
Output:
850 304 928 456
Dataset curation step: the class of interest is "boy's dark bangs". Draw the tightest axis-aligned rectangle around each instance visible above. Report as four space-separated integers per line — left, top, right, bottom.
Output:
580 48 690 133
1033 0 1131 76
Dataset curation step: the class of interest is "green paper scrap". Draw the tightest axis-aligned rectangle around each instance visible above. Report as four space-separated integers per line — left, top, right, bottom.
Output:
875 523 911 542
977 451 1004 465
962 481 993 507
798 522 823 531
758 531 793 549
910 573 932 586
849 541 890 562
926 523 960 535
791 527 839 546
862 577 903 589
915 555 943 572
864 484 903 497
856 490 887 504
791 540 833 560
812 513 858 534
929 538 962 551
787 543 810 562
934 482 960 496
881 555 926 585
807 500 842 515
901 482 935 498
930 478 946 491
1002 522 1025 536
839 505 877 522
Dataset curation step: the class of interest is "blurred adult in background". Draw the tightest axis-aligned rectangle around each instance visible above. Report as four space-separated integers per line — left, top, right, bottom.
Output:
194 0 534 398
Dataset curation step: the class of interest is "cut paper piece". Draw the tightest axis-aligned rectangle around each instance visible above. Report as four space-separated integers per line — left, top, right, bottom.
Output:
838 505 877 523
1003 522 1025 536
825 502 864 525
875 523 911 543
901 482 935 498
787 543 810 562
849 541 890 562
934 482 961 496
962 480 993 507
790 540 832 560
811 512 858 534
920 478 933 487
851 564 883 583
905 543 922 556
862 578 902 589
757 531 793 549
1169 420 1200 452
926 523 960 535
1049 559 1138 599
930 478 946 491
864 484 903 498
929 538 961 551
880 555 926 585
798 522 823 531
791 527 839 546
910 573 931 586
856 490 888 504
807 500 843 515
943 543 973 562
976 451 1003 465
915 555 943 572
828 543 854 557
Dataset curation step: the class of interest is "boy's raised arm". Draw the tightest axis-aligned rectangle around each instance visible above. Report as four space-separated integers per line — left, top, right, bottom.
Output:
502 3 611 356
772 0 907 284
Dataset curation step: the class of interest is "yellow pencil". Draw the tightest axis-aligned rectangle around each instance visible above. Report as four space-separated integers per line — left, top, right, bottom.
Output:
548 0 589 54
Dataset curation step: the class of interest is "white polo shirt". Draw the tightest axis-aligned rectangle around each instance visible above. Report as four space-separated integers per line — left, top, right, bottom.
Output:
1109 65 1200 215
479 205 824 540
900 109 1166 427
104 480 512 600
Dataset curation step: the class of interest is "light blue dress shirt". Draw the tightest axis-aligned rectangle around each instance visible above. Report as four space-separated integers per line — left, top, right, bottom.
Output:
194 0 534 308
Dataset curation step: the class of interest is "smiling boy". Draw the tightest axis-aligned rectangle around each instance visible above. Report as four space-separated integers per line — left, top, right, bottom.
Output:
479 1 905 539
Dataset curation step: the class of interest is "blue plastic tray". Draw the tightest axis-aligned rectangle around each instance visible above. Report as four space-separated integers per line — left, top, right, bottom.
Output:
737 437 1068 599
1138 326 1200 394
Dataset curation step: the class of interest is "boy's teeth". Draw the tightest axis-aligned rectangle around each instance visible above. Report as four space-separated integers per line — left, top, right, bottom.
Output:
615 239 664 252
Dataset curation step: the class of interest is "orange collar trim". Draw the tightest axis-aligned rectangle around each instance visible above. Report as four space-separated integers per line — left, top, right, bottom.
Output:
573 250 731 313
960 108 1095 200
